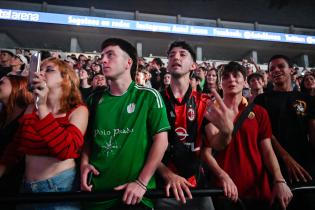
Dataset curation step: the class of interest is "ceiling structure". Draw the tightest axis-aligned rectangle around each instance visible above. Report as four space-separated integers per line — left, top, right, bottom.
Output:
14 0 315 28
0 0 315 65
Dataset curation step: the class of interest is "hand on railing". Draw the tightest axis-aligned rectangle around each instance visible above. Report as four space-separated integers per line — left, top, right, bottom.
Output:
80 164 100 192
114 181 147 205
217 172 238 202
271 180 293 210
0 188 225 204
163 172 194 204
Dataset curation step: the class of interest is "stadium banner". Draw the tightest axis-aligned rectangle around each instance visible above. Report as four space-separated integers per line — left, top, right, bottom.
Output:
1 8 315 45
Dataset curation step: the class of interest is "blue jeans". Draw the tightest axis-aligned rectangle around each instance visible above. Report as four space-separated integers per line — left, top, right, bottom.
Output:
19 167 80 210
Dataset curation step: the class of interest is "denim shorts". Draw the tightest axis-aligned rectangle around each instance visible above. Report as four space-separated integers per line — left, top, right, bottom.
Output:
19 167 80 210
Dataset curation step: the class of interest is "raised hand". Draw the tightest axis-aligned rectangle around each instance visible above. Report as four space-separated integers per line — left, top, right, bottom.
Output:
32 72 48 107
204 89 234 135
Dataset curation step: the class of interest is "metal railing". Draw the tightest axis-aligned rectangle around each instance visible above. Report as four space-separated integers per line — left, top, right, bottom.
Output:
0 188 224 204
0 186 314 210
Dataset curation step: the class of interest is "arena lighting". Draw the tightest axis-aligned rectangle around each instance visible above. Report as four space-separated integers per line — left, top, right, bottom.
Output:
1 8 315 45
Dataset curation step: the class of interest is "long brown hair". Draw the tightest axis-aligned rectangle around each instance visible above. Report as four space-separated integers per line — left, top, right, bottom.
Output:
41 57 83 113
0 75 33 127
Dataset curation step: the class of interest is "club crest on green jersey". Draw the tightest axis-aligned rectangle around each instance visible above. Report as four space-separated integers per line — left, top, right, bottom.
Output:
98 96 104 104
127 103 136 113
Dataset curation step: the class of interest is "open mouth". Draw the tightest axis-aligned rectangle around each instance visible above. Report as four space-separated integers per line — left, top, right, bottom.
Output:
172 63 181 68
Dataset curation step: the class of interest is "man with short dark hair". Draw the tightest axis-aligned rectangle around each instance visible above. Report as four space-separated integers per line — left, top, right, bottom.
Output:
255 54 315 210
81 38 170 210
247 72 264 102
204 61 292 210
151 58 163 70
91 73 106 90
156 41 234 210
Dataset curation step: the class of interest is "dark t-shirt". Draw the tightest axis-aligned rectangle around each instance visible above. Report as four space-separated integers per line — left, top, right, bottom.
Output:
0 113 25 194
0 66 11 79
80 86 93 102
254 91 315 182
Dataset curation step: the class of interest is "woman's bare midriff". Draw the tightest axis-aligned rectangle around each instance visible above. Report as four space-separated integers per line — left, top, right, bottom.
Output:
25 155 75 181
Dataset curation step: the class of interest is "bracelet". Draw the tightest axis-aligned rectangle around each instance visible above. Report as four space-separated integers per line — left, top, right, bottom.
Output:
274 179 287 185
137 179 147 188
135 179 147 191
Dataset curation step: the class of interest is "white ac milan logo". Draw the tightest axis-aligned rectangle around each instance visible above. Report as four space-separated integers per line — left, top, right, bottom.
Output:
187 107 195 121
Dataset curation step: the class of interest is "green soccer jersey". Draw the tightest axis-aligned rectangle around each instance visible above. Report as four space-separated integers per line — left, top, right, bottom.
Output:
87 81 170 210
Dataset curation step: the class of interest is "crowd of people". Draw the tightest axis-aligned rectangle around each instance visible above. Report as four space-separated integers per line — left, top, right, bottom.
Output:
0 39 315 210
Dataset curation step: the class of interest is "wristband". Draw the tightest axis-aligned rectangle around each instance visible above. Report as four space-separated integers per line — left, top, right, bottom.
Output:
137 179 147 188
135 179 147 191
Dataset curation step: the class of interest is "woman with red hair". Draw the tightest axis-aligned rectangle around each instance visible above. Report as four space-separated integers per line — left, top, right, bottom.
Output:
0 75 32 194
0 57 88 209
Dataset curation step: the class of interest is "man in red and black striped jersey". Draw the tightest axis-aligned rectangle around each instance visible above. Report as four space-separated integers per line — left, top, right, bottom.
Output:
156 41 234 210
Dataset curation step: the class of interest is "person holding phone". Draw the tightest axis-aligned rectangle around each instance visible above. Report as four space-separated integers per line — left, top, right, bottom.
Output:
0 57 88 210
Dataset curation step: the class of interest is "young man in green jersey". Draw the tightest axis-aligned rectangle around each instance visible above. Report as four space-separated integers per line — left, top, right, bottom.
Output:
81 38 170 210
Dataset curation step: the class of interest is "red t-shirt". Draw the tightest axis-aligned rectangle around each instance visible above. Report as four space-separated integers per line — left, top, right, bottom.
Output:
214 101 273 201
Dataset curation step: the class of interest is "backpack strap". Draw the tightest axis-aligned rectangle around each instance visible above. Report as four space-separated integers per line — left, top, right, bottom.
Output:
232 103 255 137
